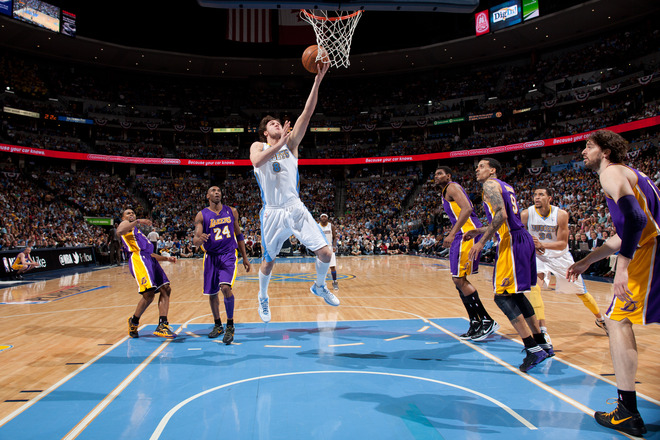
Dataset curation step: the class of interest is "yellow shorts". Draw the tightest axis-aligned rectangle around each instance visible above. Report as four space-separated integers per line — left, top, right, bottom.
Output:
606 239 660 325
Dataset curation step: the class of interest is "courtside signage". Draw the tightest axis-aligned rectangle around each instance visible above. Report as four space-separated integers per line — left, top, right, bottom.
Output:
0 116 658 166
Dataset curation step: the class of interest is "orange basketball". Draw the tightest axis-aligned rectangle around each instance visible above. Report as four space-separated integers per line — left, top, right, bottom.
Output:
302 45 329 74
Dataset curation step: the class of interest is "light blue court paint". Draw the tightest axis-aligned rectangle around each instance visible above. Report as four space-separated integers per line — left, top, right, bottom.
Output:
1 318 657 440
236 273 355 283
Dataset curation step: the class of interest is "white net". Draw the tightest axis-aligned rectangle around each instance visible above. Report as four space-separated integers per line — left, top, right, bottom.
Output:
300 9 363 69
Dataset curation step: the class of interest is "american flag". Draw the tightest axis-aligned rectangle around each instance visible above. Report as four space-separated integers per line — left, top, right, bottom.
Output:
226 9 272 43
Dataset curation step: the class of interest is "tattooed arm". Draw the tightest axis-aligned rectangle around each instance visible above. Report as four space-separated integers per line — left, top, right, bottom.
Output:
467 179 505 262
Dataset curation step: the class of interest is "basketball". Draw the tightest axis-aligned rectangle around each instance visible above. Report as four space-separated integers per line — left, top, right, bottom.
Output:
302 45 329 74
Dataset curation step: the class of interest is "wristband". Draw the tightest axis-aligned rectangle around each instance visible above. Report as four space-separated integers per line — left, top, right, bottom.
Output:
237 233 245 241
617 195 647 259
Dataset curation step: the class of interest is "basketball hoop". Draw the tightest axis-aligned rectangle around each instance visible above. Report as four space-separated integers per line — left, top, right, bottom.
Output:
300 9 363 69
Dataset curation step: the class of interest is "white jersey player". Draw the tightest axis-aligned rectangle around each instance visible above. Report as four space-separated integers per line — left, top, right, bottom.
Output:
521 187 606 334
318 214 339 290
250 62 339 323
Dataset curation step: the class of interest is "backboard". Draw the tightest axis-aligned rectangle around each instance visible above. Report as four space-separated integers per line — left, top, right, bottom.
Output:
196 0 479 13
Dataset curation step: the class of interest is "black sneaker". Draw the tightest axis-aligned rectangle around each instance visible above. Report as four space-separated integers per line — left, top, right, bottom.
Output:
459 319 481 340
471 319 500 342
208 324 224 339
594 400 647 436
519 347 549 372
127 317 139 338
222 325 234 345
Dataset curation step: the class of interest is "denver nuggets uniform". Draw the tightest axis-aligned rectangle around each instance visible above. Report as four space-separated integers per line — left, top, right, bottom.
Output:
253 142 327 262
605 165 660 324
201 206 239 294
527 205 587 294
483 178 536 295
121 226 169 293
319 222 336 266
442 182 482 277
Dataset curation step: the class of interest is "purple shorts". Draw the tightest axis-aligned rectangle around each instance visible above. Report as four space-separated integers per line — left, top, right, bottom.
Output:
449 232 481 277
128 252 170 293
203 251 238 295
492 229 537 295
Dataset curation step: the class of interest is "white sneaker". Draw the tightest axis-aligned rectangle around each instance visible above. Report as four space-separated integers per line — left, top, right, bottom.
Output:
310 283 340 306
332 280 339 291
258 298 271 323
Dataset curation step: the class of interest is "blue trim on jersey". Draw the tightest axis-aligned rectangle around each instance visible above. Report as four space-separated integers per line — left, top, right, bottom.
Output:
254 172 265 204
260 207 274 263
318 223 330 246
296 168 300 197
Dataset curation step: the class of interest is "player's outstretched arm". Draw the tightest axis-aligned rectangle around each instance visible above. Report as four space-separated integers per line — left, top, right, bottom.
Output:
288 62 329 153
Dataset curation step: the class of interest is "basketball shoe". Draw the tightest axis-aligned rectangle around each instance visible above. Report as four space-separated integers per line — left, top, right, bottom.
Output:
223 326 235 345
153 322 175 339
459 319 481 340
208 324 224 339
310 283 340 306
258 298 271 323
127 317 139 338
594 400 646 436
471 319 500 342
540 342 555 357
332 280 339 291
519 347 549 372
595 318 609 335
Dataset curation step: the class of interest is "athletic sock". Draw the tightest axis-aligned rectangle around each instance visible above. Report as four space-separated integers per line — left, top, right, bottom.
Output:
316 258 330 287
224 295 235 320
131 315 140 325
159 316 167 324
522 336 537 349
258 270 271 300
226 319 234 328
214 318 223 326
528 284 545 320
460 293 479 321
471 290 492 320
331 270 337 281
618 390 638 414
533 333 546 345
577 293 601 316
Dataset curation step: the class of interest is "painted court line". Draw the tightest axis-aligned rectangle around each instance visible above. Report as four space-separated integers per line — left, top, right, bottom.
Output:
62 326 183 440
148 370 537 439
264 345 302 348
385 335 410 341
417 326 430 332
328 342 364 347
0 329 139 428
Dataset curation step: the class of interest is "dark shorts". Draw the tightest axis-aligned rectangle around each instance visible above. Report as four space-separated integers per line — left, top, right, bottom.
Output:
128 252 170 293
203 251 238 295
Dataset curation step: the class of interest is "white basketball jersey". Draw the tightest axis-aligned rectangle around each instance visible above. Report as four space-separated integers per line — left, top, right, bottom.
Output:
527 205 569 258
320 222 333 245
253 143 299 207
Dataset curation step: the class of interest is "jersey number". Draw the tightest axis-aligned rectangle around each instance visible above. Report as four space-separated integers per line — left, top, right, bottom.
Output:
272 162 281 173
510 194 519 214
214 225 232 241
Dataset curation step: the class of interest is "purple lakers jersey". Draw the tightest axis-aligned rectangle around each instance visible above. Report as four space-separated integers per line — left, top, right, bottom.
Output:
483 178 525 238
121 227 154 254
442 182 483 233
606 165 660 247
201 205 238 254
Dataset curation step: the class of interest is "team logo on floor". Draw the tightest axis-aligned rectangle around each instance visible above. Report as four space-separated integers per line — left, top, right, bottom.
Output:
0 345 13 354
236 273 355 283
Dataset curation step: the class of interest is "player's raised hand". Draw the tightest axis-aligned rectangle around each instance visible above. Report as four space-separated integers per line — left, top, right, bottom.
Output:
316 61 329 81
273 120 291 149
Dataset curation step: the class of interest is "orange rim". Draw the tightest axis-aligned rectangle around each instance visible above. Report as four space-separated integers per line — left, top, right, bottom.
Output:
300 9 362 22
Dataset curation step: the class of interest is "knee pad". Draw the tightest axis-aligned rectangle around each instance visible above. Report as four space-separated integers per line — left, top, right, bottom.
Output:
494 294 521 320
513 292 535 319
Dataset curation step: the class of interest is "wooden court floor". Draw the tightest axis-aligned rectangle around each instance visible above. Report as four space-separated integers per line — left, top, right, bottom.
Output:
0 255 658 426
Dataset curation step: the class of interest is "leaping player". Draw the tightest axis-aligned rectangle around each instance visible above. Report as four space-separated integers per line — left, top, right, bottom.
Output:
250 62 339 323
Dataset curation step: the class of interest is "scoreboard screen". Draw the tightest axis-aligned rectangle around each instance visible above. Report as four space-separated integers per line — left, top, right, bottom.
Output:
0 0 12 17
522 0 539 21
13 0 60 32
61 9 76 37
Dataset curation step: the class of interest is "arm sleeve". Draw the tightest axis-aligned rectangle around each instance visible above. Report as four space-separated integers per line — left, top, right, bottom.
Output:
617 195 647 259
